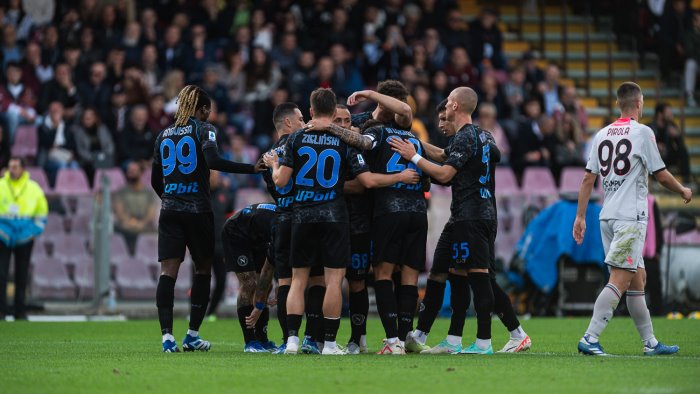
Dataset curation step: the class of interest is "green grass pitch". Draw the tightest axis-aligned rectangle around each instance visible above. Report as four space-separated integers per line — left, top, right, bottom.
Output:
1 317 699 393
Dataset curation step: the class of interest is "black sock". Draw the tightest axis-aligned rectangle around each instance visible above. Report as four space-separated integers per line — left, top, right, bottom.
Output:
304 285 325 342
492 279 520 332
277 285 290 342
416 279 446 334
237 305 255 344
447 274 470 337
392 270 402 306
398 285 418 341
189 274 211 331
324 317 341 343
156 275 176 336
468 273 494 340
255 307 270 343
349 288 369 343
286 314 303 339
374 280 398 339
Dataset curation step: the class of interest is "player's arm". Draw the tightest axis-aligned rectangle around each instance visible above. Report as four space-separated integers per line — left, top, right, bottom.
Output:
356 169 420 188
201 123 258 174
245 260 275 328
307 118 374 151
573 171 597 245
348 90 413 129
389 138 457 184
344 178 365 194
654 170 692 203
151 156 164 198
421 141 447 163
262 150 293 187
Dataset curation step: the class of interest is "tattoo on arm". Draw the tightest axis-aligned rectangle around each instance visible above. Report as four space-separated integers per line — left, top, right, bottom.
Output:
327 124 373 150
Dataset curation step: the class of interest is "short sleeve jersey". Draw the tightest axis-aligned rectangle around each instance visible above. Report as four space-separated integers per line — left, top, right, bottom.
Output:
585 118 666 221
153 117 218 213
223 203 277 247
262 133 295 213
443 124 497 222
351 110 404 130
279 129 367 223
362 125 427 217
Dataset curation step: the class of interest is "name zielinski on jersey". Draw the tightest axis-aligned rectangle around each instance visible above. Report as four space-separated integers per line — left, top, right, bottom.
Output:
302 134 340 146
603 178 626 192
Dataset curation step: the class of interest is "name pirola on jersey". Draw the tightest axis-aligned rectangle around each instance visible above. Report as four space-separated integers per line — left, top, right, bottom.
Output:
585 118 666 221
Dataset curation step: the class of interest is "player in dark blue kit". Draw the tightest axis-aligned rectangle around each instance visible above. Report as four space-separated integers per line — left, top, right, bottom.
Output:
151 85 262 353
391 87 530 355
348 80 413 130
221 203 277 353
265 88 419 355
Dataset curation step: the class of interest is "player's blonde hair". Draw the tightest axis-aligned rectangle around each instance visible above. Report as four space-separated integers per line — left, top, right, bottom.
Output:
174 85 210 126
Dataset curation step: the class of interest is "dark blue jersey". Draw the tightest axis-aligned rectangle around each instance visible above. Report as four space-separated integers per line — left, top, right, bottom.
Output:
153 117 218 213
351 110 404 130
222 203 277 247
362 125 427 217
262 133 295 212
279 129 367 223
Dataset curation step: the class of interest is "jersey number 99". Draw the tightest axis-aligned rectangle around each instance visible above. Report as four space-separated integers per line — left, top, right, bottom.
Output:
160 136 198 176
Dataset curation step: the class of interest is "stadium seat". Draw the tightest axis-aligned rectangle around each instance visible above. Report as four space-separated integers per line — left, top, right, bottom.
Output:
495 167 520 195
93 168 126 193
54 168 91 195
66 214 92 235
44 213 67 234
72 255 94 299
140 167 152 187
31 255 76 300
110 234 131 262
135 233 158 264
52 233 89 263
115 257 156 299
11 125 38 159
521 167 557 195
559 167 586 193
62 195 94 217
26 167 51 192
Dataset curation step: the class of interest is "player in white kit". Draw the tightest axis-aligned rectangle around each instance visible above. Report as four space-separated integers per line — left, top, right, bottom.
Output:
573 82 692 356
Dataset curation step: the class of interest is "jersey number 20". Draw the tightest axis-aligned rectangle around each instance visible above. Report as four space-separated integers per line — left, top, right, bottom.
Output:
598 138 631 177
296 147 340 187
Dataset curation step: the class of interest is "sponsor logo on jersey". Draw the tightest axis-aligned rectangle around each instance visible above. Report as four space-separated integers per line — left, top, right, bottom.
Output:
301 134 340 146
603 178 626 192
209 130 216 141
294 189 337 203
164 181 199 194
357 154 365 166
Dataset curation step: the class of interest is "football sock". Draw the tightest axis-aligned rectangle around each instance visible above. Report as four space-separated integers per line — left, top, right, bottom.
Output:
398 285 418 341
492 278 522 333
374 280 399 339
237 305 255 344
305 285 325 342
510 326 527 340
415 279 445 335
446 335 462 346
255 307 270 343
585 283 622 342
392 270 402 305
277 285 290 342
156 275 176 336
468 273 494 341
162 333 175 343
447 274 470 337
348 288 369 343
286 314 303 340
189 274 211 331
186 329 198 337
324 317 341 343
476 337 492 350
626 291 658 347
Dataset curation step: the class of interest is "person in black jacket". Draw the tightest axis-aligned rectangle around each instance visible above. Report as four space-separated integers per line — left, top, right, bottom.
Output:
36 102 78 187
118 105 155 167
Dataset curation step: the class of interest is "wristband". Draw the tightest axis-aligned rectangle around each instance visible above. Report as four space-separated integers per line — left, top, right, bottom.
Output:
410 154 422 165
255 302 265 310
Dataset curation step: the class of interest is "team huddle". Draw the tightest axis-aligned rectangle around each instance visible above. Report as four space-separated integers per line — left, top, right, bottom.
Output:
150 80 691 356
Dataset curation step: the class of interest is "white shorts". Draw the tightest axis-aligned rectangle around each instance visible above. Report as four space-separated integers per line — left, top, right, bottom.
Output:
600 219 647 272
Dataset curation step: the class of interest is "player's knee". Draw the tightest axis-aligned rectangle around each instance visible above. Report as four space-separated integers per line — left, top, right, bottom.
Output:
373 262 394 280
448 268 469 277
349 280 366 293
428 272 448 283
160 260 180 278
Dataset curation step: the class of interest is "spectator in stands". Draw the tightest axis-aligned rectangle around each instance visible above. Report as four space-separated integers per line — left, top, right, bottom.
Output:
41 25 61 67
549 112 586 182
78 26 103 70
329 43 364 100
37 101 78 187
554 85 589 131
189 24 217 82
683 11 700 107
512 97 547 179
62 45 83 83
648 102 691 182
139 8 159 44
521 51 545 95
327 7 357 51
288 50 316 112
468 7 505 70
96 4 122 51
159 25 190 74
122 66 149 106
161 69 185 115
376 24 408 82
71 107 115 185
477 73 509 119
444 46 479 90
77 62 111 119
503 66 527 120
476 103 510 165
122 21 143 63
0 157 48 320
38 62 79 119
423 28 448 70
117 105 155 167
200 65 231 116
658 0 692 84
0 62 37 144
243 46 282 106
409 44 432 86
440 8 470 50
146 93 170 133
141 44 162 94
20 41 50 95
113 161 157 255
2 24 23 67
3 0 35 42
430 70 450 107
271 32 301 75
538 64 561 116
221 50 246 108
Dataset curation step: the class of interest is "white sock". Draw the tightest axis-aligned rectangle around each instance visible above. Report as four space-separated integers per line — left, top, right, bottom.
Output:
414 330 428 345
510 326 527 339
585 283 621 342
360 335 367 347
400 340 405 348
324 341 337 350
626 291 658 348
287 336 299 347
186 329 198 337
162 333 175 343
446 335 461 346
475 338 491 350
386 337 399 345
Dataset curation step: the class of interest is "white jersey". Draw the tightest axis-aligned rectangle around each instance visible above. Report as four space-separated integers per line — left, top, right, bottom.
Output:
585 118 666 221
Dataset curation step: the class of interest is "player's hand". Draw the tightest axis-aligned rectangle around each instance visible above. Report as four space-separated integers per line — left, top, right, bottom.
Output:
681 187 692 204
573 216 586 245
245 307 262 328
306 117 332 131
347 90 372 106
388 137 417 160
398 169 419 184
254 156 268 172
262 151 278 168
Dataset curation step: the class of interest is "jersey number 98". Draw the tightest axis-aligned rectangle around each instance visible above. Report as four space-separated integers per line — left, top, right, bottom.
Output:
598 138 631 177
